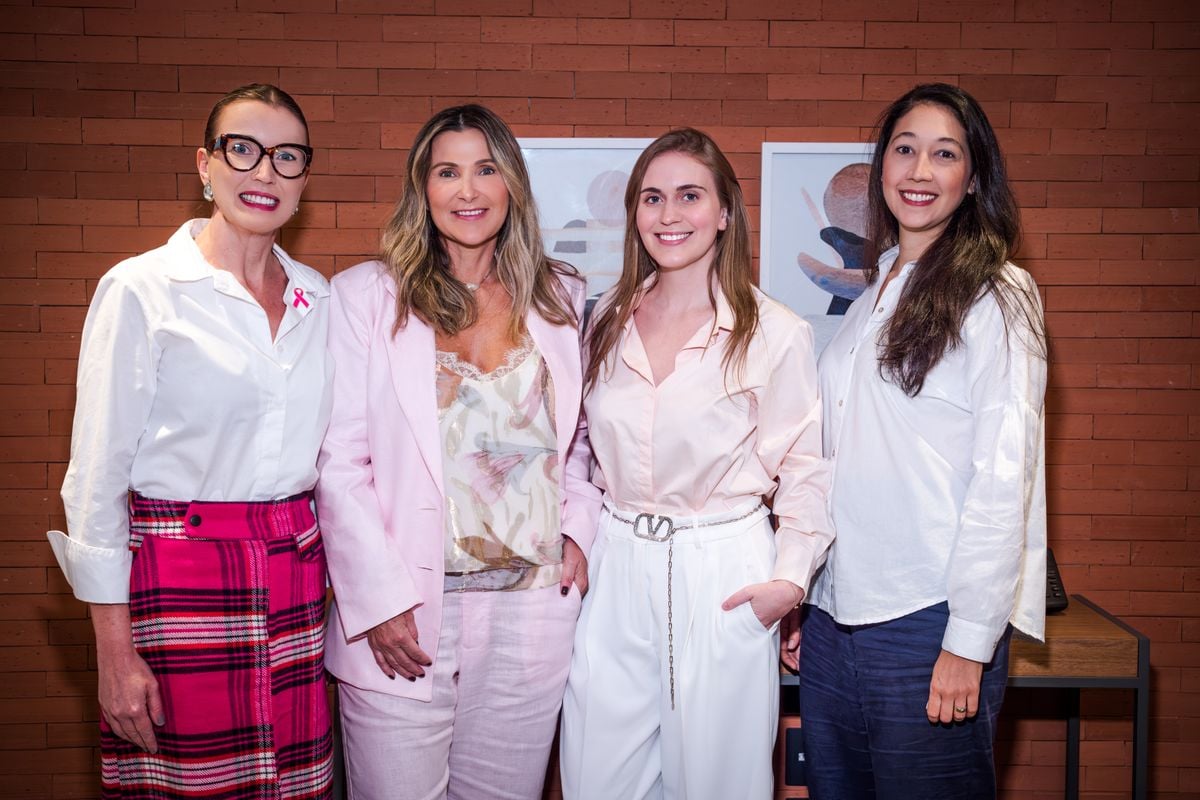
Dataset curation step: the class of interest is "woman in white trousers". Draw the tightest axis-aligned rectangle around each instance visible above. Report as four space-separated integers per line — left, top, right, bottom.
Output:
559 128 834 800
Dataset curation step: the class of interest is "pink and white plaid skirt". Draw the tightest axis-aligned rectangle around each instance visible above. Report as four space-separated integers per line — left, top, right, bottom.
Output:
100 492 333 800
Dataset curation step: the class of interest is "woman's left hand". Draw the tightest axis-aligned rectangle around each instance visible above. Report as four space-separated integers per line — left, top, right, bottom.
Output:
560 536 589 598
926 649 984 724
723 580 804 629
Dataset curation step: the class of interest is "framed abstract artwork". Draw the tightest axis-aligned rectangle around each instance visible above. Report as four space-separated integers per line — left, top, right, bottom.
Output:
519 138 652 298
759 142 875 353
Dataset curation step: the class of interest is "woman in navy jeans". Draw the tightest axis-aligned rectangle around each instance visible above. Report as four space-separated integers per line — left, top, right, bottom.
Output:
787 83 1048 800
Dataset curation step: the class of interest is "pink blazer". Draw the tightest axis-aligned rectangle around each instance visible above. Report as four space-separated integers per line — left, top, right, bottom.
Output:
317 260 601 699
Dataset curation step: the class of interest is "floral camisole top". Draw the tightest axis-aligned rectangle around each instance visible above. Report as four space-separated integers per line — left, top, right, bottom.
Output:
436 335 562 592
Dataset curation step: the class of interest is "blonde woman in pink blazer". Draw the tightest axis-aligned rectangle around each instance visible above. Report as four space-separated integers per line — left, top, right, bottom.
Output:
317 105 601 800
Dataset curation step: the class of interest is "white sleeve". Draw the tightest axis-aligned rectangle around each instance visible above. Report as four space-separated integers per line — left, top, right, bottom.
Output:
48 269 159 604
942 280 1047 662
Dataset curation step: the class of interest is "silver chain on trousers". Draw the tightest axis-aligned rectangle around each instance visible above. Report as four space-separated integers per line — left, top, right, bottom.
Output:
611 502 765 712
667 536 675 709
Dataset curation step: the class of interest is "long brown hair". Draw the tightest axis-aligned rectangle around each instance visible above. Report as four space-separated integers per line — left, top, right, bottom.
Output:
380 104 576 337
584 128 758 390
865 83 1046 396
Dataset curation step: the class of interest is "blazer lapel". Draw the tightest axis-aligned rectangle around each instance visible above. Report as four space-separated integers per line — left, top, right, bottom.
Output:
381 277 444 495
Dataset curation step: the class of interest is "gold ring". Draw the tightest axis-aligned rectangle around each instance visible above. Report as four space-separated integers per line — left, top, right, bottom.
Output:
953 705 967 714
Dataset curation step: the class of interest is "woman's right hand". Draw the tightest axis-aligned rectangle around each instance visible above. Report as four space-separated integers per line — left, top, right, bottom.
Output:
780 606 802 671
91 604 164 753
98 647 164 753
366 610 432 681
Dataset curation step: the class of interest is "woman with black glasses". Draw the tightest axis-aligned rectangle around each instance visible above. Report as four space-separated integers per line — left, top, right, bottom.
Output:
48 83 333 799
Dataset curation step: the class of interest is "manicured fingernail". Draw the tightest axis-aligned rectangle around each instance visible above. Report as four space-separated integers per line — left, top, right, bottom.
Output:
561 585 569 596
154 716 165 726
388 674 395 680
407 676 415 682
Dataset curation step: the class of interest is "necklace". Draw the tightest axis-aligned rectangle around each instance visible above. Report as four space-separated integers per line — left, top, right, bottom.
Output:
464 263 495 293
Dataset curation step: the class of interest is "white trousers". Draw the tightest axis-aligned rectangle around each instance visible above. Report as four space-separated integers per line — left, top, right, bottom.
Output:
560 502 780 800
338 584 581 800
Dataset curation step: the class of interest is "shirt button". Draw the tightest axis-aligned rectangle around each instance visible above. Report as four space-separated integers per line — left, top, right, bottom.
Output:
188 514 202 526
838 399 843 407
876 306 885 313
849 346 855 354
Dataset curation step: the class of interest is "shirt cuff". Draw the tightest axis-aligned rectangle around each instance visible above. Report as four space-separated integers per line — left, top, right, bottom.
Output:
941 613 1006 663
770 528 827 597
46 530 132 604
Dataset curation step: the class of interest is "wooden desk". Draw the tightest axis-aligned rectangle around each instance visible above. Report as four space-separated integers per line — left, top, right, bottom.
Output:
779 595 1150 800
1008 595 1150 800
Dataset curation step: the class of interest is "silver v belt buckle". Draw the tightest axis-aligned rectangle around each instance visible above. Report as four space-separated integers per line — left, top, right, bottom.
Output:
633 512 675 542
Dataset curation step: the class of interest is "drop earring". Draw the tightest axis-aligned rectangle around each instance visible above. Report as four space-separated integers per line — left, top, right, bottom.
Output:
203 183 214 202
293 205 300 216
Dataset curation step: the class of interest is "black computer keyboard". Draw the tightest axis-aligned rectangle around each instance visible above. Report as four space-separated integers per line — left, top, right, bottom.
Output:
1046 547 1068 614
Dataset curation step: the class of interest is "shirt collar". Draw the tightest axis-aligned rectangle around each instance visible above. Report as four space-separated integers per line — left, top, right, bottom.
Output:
160 219 216 282
712 286 735 334
277 246 330 301
621 273 736 335
618 273 657 334
877 244 918 281
161 218 329 300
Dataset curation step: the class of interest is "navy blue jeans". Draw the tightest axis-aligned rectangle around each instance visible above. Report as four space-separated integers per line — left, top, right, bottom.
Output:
798 603 1011 800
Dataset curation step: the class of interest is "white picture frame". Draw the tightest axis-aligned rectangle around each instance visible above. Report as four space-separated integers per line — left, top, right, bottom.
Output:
519 137 652 298
760 142 875 353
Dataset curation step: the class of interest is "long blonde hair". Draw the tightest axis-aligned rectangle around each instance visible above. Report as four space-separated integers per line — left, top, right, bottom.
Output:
379 104 576 337
584 128 758 390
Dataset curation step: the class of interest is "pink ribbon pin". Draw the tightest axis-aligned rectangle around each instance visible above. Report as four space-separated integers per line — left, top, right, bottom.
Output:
293 287 310 309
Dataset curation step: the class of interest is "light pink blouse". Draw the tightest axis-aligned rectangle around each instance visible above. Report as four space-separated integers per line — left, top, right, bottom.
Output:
584 286 835 593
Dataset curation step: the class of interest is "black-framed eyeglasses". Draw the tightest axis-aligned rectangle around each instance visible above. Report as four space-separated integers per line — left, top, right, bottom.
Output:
209 133 313 179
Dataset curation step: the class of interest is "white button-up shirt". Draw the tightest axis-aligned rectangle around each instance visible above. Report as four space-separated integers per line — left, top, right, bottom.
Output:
810 246 1047 662
48 219 332 604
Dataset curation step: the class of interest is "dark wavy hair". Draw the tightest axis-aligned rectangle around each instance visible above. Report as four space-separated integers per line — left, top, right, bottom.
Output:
864 82 1045 396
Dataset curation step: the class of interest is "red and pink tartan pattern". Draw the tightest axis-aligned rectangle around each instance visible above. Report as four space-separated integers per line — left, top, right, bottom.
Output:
100 493 333 800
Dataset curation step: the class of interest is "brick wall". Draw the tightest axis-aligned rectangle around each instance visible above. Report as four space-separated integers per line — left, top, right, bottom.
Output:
1 1 1197 798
